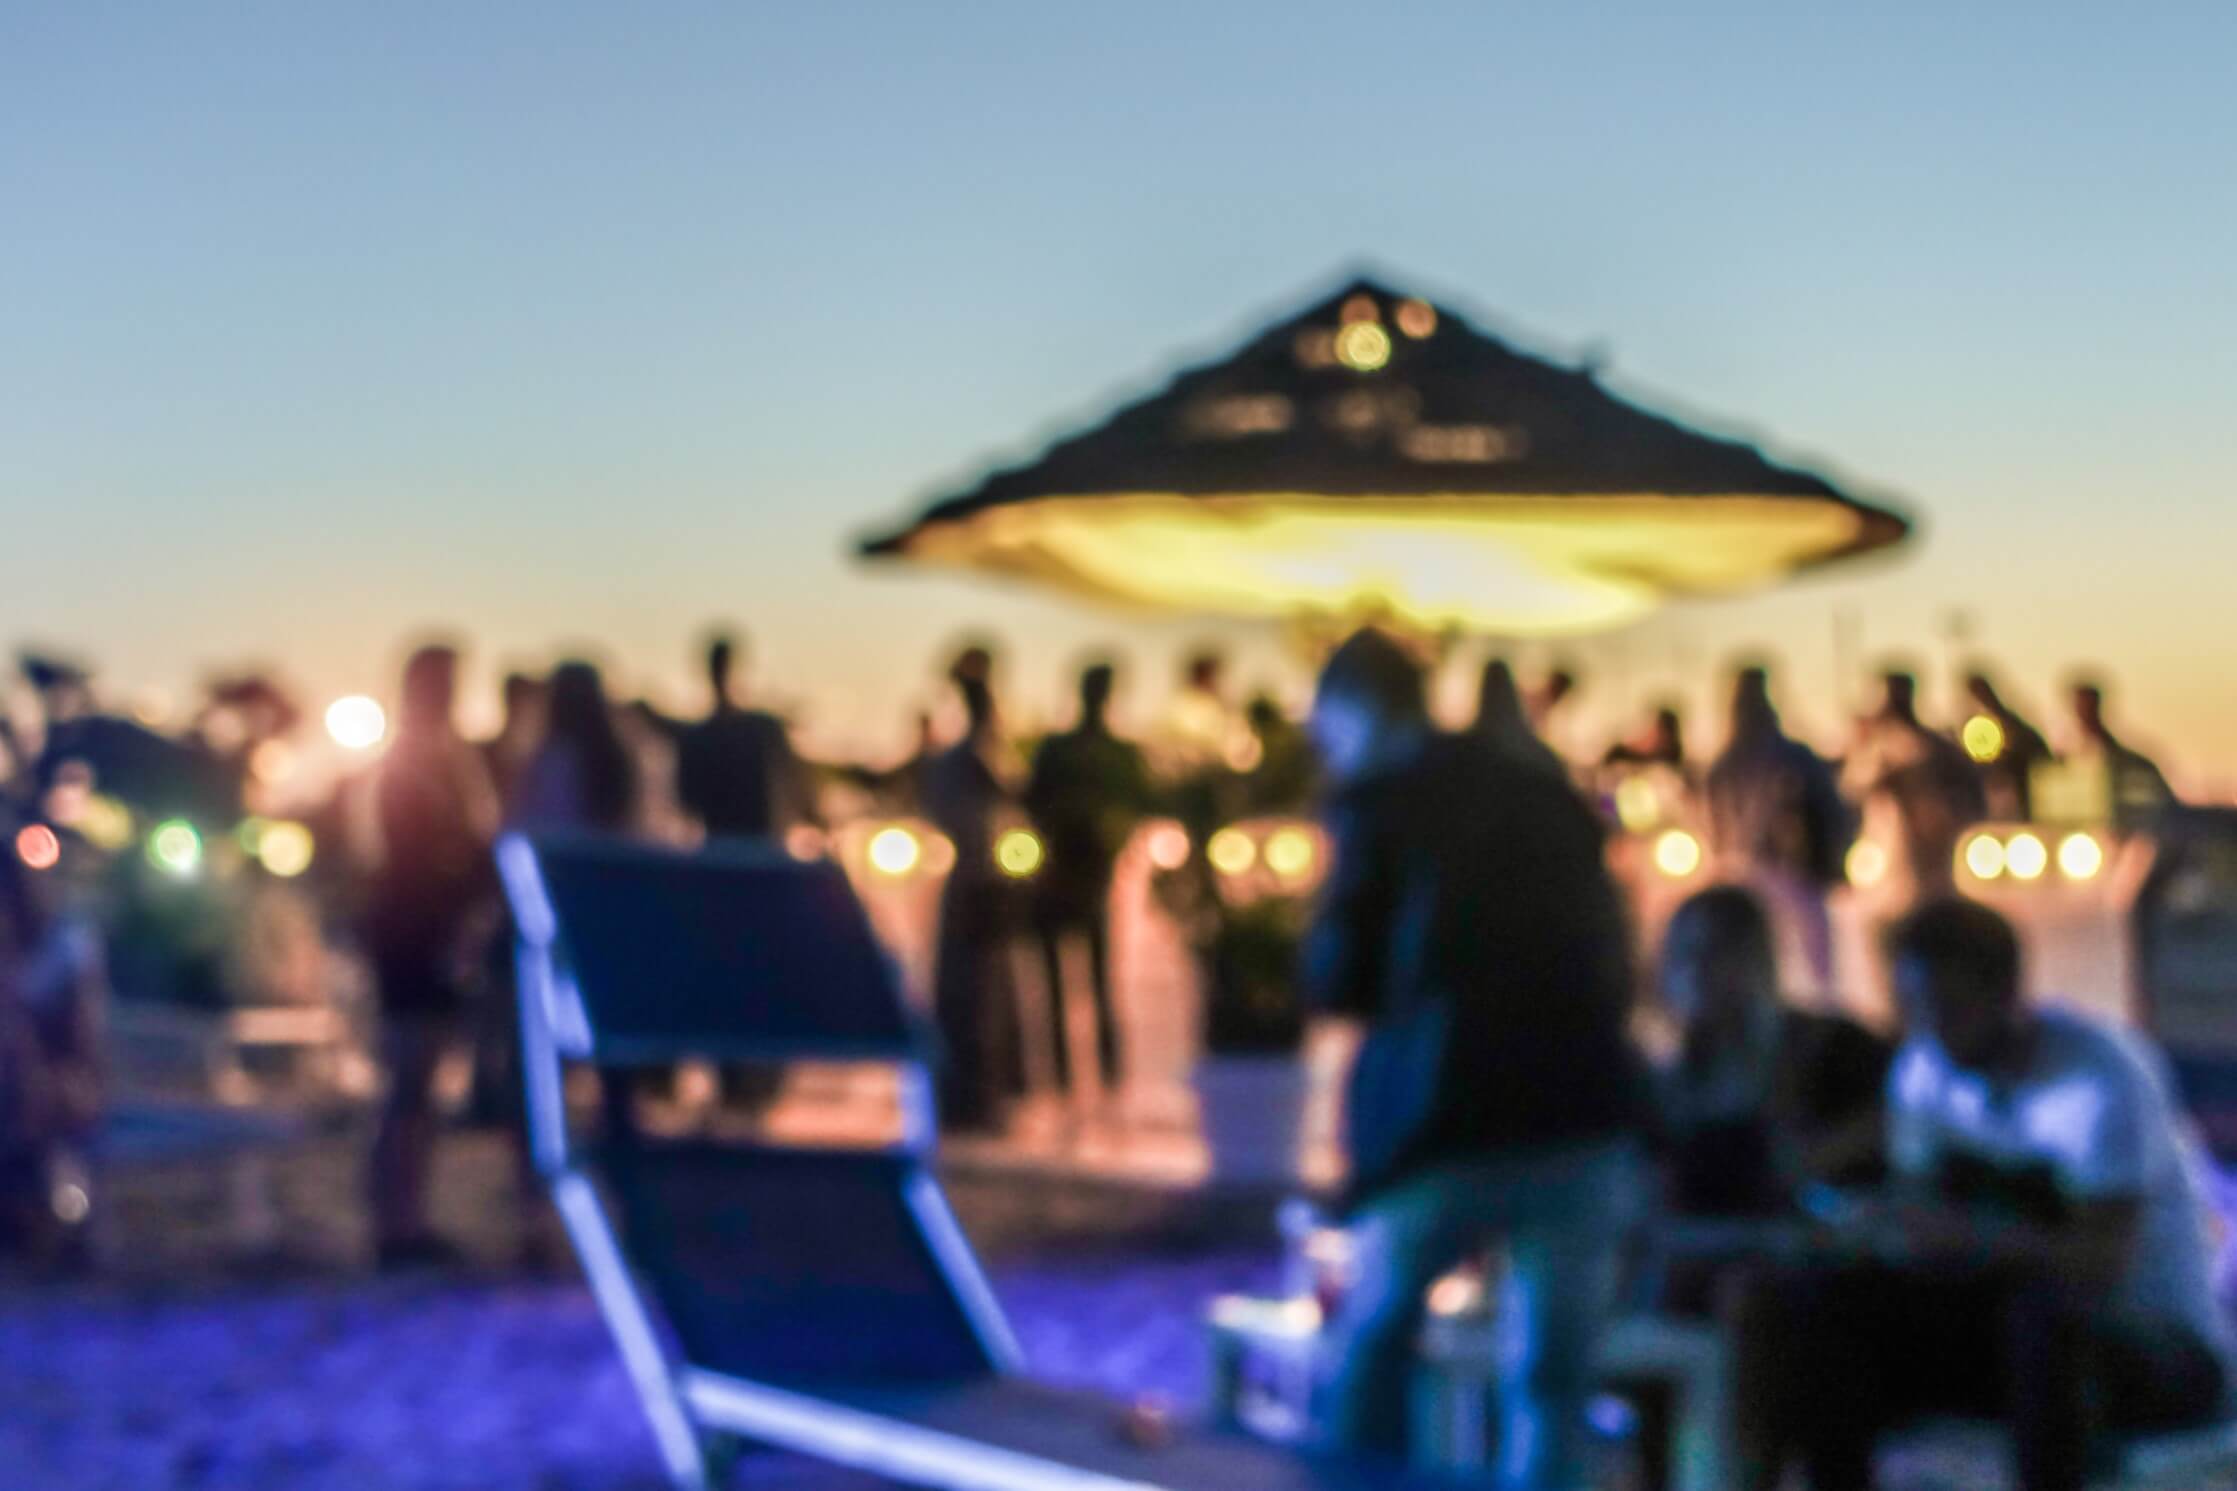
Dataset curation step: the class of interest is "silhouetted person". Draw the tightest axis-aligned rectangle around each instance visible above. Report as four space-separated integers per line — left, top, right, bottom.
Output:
1605 704 1687 774
1239 693 1316 814
1304 628 1648 1482
363 644 499 1269
1470 657 1568 780
1964 670 2053 820
1733 900 2231 1491
923 678 1026 1133
481 671 545 810
2068 678 2175 832
1844 669 1987 903
1155 647 1239 776
1532 662 1587 766
1022 664 1151 1102
1705 665 1850 991
675 632 811 842
511 661 640 834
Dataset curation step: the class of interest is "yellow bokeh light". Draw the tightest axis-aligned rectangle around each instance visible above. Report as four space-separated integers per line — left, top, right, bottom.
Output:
2058 832 2105 881
249 739 296 784
1613 777 1662 834
866 826 922 877
77 796 134 853
1394 299 1437 339
1846 840 1889 888
1264 827 1316 880
1961 715 2006 764
257 821 315 878
1206 827 1257 877
1652 829 1702 879
325 695 388 750
995 828 1044 879
1144 822 1191 871
1334 322 1392 372
1963 833 2006 881
2005 832 2048 881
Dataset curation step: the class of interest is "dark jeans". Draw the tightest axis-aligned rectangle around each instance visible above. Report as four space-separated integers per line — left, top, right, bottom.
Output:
933 886 1024 1132
1734 1261 2228 1491
369 1011 458 1248
1033 907 1121 1094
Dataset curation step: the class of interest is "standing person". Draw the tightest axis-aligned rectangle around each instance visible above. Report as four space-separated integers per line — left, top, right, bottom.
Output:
1604 703 1688 775
1022 663 1151 1110
1704 665 1850 994
480 672 546 811
510 661 641 835
1733 900 2232 1491
1471 657 1570 781
1303 628 1649 1488
362 644 499 1269
922 677 1025 1135
1962 669 2053 821
2067 677 2175 832
674 631 812 843
1843 669 1987 905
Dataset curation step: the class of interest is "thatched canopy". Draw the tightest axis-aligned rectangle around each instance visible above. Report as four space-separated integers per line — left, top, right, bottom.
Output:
860 275 1909 634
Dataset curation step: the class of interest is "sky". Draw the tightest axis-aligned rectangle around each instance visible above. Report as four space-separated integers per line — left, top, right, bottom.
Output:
4 5 2234 780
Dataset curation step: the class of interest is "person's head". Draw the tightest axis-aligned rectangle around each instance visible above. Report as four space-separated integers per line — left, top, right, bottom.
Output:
545 660 612 744
1311 628 1426 782
2072 678 2108 737
705 630 744 705
1964 670 2002 713
1475 657 1529 734
1185 649 1224 696
1878 669 1919 723
398 645 459 739
947 641 995 689
1660 886 1780 1035
1889 898 2027 1070
1652 705 1684 755
500 671 541 728
1729 664 1777 738
1077 662 1116 726
1541 666 1579 710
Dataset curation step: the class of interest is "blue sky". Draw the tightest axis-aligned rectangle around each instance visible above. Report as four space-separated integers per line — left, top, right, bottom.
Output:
5 5 2233 774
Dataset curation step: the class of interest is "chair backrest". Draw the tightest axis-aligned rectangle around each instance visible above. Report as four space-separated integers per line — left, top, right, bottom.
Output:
499 832 921 1065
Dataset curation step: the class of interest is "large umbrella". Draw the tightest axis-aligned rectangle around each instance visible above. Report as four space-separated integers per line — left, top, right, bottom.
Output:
860 275 1910 635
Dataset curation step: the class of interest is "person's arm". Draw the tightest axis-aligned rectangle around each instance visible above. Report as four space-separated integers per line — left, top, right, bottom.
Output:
1299 792 1391 1019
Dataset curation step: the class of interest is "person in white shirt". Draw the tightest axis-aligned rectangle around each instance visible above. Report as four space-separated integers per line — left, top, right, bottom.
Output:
1734 898 2231 1491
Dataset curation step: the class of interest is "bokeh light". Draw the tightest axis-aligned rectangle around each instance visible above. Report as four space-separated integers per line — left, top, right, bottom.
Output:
994 828 1044 879
1612 777 1662 833
1144 822 1191 872
249 738 297 784
148 819 204 878
866 826 921 877
1263 826 1316 881
1334 322 1392 372
77 795 134 853
256 820 316 878
1206 827 1257 876
14 824 61 872
1961 714 2006 764
1395 299 1438 338
2058 832 2105 881
1963 832 2006 881
2005 831 2048 881
325 695 388 750
1845 839 1888 888
1652 828 1702 879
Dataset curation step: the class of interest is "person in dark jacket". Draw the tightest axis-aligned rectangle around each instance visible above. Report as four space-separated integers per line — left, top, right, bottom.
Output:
1022 663 1150 1103
1303 628 1649 1485
674 631 812 843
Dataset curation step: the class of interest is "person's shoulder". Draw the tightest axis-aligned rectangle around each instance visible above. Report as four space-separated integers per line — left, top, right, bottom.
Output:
1888 1033 1953 1110
2035 1006 2165 1093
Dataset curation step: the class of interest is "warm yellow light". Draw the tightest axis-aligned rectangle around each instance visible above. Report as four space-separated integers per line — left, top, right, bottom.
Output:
1846 840 1888 888
904 493 1870 639
249 739 296 784
1395 299 1438 339
1206 827 1258 877
995 828 1044 879
921 831 958 876
1335 322 1392 372
2005 832 2048 882
14 824 60 872
256 821 315 878
1613 777 1662 833
1963 833 2006 881
867 826 922 877
325 695 387 750
1264 827 1316 880
1653 829 1702 878
77 795 134 853
1145 822 1191 872
2058 832 2105 881
1961 715 2005 764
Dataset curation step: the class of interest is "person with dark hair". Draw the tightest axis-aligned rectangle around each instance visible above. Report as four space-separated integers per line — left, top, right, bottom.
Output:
1303 627 1648 1485
1022 663 1152 1108
511 661 640 834
480 671 545 810
1470 656 1568 780
362 643 500 1268
1605 703 1688 774
1704 664 1850 991
675 631 813 843
2067 677 2175 832
1733 899 2232 1491
1844 668 1987 905
923 676 1026 1133
1963 669 2052 820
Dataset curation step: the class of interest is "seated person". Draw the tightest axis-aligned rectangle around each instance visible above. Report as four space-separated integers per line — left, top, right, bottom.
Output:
1657 885 1891 1229
1733 898 2234 1491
